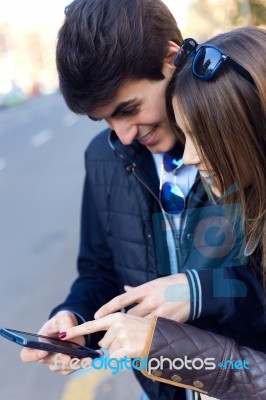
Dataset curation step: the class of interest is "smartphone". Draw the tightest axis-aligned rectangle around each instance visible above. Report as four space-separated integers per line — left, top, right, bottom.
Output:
0 328 100 359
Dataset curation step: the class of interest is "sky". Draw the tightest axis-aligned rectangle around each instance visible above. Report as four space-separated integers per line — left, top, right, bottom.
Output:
0 0 191 30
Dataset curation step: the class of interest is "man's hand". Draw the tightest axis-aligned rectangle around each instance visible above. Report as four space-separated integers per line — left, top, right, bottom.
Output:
59 313 151 359
94 274 190 323
20 311 88 375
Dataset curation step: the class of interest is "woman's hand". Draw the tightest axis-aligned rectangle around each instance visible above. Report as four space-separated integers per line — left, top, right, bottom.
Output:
59 313 152 359
94 274 190 323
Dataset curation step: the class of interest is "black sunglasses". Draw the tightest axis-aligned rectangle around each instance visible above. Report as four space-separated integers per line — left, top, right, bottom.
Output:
159 147 185 215
174 38 254 83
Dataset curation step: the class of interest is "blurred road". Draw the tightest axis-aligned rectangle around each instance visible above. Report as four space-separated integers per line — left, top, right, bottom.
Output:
0 92 111 399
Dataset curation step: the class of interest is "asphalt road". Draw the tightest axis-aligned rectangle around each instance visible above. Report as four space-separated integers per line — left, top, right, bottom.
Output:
0 92 107 400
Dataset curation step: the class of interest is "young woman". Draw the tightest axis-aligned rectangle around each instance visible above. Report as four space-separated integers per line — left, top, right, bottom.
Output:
59 26 266 399
171 26 266 277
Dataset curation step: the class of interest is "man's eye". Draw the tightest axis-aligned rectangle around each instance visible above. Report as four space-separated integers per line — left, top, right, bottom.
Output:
121 108 139 116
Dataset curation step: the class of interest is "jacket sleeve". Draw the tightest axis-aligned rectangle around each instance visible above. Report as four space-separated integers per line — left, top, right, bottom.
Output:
181 179 266 337
50 163 120 348
185 265 266 336
141 316 266 399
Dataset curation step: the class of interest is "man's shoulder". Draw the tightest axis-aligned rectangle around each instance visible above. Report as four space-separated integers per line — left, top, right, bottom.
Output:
85 128 113 158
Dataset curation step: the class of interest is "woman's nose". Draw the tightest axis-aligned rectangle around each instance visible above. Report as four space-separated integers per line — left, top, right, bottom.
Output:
182 140 201 166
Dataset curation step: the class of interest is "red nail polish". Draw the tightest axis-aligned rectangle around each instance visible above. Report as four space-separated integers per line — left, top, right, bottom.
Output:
58 332 67 339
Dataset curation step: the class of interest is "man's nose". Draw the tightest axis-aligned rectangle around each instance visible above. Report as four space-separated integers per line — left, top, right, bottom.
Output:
109 119 138 145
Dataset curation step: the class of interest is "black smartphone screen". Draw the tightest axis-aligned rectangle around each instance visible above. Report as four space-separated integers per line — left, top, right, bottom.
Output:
0 328 100 359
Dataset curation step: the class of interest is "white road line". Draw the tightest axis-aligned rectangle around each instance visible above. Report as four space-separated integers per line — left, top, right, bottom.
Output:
0 158 7 171
63 113 80 127
30 129 53 148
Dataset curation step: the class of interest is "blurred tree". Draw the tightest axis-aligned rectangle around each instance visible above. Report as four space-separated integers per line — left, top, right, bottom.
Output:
185 0 265 40
232 0 266 25
247 0 266 25
186 0 234 40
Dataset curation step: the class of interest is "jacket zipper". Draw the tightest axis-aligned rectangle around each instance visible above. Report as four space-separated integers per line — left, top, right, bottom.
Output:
173 230 181 268
130 164 182 271
129 164 161 206
165 215 182 270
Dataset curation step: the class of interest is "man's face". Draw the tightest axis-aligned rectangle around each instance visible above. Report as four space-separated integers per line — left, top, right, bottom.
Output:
89 77 177 153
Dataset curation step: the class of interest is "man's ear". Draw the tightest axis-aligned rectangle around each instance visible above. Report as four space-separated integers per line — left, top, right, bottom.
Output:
162 40 180 77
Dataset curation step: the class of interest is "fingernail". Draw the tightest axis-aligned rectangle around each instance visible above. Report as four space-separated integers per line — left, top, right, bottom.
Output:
58 332 67 339
94 312 100 319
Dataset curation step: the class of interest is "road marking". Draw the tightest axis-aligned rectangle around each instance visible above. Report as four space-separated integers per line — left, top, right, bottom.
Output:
63 113 80 127
61 369 141 400
30 129 53 147
0 158 7 171
62 370 107 400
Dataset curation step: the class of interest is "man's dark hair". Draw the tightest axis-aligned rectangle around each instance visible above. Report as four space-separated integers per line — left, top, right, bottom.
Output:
56 0 183 114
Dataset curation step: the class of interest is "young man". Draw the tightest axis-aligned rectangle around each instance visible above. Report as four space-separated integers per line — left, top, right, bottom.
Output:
21 1 266 400
22 2 197 399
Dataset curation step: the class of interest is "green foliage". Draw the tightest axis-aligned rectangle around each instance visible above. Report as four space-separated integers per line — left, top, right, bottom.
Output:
233 0 266 26
250 0 266 25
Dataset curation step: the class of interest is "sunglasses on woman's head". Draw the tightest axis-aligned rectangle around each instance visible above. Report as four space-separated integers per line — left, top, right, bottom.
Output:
174 38 254 83
159 149 185 215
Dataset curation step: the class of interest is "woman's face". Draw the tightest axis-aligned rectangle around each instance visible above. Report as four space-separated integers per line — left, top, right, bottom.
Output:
172 97 222 196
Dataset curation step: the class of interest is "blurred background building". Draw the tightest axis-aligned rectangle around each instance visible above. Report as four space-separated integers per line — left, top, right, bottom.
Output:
0 0 67 105
0 0 265 106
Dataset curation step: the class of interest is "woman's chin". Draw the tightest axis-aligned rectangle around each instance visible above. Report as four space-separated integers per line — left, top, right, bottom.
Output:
210 186 221 197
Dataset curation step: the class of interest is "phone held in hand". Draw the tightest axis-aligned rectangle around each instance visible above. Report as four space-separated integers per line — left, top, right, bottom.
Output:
0 328 100 359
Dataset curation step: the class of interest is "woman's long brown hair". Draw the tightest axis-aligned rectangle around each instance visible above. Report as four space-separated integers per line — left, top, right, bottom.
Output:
171 26 266 284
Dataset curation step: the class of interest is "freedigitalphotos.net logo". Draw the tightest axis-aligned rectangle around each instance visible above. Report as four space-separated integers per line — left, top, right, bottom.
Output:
54 354 249 375
54 354 150 375
147 356 249 373
218 359 250 370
